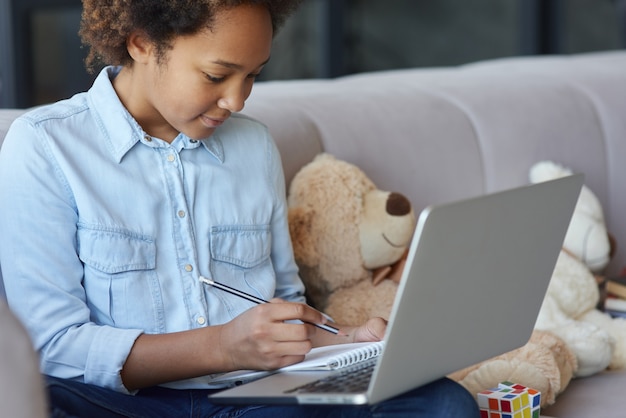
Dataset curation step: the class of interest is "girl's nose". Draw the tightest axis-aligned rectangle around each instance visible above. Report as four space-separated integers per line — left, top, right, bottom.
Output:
218 83 247 113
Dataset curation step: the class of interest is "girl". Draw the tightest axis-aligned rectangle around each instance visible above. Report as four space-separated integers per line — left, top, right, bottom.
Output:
0 1 479 416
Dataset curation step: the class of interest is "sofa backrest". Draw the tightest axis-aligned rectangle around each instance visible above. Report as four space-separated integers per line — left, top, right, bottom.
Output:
242 51 626 276
0 109 28 297
0 109 27 147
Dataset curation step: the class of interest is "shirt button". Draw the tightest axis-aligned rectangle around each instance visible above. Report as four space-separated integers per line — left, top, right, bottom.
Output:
178 210 186 218
167 154 175 162
184 264 193 272
144 135 152 142
197 316 206 325
190 139 198 144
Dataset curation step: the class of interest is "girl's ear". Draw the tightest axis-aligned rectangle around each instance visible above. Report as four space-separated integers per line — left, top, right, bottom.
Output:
126 30 154 64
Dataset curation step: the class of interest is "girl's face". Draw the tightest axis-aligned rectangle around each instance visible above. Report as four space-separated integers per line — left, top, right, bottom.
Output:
118 4 273 142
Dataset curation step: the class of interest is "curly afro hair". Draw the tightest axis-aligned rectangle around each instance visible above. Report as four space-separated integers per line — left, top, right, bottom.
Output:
79 0 301 71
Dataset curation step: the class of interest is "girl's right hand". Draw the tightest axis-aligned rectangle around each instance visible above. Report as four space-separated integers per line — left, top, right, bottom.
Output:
217 299 329 371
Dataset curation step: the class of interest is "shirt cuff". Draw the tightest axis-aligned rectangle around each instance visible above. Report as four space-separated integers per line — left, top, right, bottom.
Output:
84 325 143 394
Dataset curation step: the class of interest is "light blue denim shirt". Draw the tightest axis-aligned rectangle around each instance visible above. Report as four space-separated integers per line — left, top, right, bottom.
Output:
0 66 305 393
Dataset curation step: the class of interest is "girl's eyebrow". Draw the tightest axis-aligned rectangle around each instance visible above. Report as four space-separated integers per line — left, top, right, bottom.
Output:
212 57 271 71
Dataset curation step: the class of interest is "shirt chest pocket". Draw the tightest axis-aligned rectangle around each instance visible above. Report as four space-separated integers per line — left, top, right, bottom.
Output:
77 225 156 273
77 225 160 331
210 225 271 269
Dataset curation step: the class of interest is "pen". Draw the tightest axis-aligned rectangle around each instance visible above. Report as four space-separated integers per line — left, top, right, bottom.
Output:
199 276 344 336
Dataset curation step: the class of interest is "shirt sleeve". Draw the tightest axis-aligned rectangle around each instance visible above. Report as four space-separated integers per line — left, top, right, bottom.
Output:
0 117 142 394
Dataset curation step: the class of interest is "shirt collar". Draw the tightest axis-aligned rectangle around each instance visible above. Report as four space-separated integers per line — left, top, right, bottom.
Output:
200 136 224 162
88 66 224 164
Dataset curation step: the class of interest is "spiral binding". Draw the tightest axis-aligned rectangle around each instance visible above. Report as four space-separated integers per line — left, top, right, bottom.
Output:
327 341 385 369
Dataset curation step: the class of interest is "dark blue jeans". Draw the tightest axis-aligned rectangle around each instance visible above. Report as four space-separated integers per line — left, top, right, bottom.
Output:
46 375 479 418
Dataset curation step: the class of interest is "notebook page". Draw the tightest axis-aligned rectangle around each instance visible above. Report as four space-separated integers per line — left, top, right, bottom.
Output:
280 341 385 371
207 341 385 386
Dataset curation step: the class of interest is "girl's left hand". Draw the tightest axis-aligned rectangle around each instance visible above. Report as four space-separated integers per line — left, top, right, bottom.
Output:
349 317 388 343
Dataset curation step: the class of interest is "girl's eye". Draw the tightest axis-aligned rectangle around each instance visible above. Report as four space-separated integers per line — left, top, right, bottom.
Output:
248 72 261 80
206 74 225 84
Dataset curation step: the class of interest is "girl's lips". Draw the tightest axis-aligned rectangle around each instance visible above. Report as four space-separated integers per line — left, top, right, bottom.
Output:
200 114 227 128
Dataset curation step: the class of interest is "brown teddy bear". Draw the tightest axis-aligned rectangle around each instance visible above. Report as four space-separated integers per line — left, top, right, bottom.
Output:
287 153 416 325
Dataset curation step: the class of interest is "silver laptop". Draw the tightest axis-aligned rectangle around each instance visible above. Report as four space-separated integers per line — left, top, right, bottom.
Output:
210 174 584 405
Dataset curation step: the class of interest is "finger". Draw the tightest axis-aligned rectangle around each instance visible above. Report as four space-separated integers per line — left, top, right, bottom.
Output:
264 353 307 370
256 341 312 370
247 305 317 342
366 317 388 340
270 321 316 342
355 317 388 342
260 301 328 327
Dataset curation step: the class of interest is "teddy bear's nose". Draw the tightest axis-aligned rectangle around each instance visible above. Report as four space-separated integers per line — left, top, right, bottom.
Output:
386 192 412 216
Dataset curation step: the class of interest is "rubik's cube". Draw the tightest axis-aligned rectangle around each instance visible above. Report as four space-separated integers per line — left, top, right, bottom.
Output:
477 381 541 418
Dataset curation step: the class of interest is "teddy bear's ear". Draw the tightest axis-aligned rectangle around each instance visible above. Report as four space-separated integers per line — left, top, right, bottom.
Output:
288 207 320 267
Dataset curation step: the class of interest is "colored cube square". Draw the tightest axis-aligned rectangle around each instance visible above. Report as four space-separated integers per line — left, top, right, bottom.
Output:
500 398 512 412
488 397 498 409
477 382 541 418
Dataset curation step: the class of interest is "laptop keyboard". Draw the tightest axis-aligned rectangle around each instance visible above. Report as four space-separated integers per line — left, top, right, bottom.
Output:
284 358 377 394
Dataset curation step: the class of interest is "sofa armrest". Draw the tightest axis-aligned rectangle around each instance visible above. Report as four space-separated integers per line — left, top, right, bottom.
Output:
0 301 47 418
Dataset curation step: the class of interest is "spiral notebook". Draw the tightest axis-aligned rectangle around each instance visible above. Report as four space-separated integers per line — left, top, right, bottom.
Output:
208 341 385 387
210 175 584 405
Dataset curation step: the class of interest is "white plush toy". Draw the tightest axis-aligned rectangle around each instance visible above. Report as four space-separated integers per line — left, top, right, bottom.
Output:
531 161 626 377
